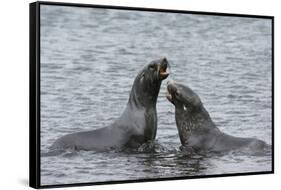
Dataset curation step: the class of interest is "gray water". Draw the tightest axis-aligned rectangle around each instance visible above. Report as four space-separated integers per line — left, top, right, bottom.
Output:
40 5 272 186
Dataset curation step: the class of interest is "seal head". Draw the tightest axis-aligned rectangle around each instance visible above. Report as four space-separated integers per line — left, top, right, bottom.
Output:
166 81 215 147
130 57 170 108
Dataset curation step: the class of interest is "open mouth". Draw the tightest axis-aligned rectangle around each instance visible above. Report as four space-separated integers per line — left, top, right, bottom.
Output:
159 58 170 80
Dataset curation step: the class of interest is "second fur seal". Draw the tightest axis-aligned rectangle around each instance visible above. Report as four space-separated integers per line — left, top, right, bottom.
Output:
166 81 269 154
51 57 170 152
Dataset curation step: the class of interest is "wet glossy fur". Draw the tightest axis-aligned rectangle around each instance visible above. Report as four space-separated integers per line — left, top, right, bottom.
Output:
50 58 169 152
167 82 268 153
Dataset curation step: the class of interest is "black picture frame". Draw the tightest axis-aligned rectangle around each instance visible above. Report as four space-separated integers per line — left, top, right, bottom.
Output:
29 1 274 189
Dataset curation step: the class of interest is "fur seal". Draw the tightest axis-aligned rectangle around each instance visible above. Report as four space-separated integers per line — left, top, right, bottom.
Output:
49 57 170 152
166 81 269 154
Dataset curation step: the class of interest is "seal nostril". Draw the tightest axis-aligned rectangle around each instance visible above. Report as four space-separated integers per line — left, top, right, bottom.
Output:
161 59 168 69
159 57 168 65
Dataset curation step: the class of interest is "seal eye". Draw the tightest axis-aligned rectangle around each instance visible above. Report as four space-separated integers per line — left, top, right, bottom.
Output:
149 64 155 70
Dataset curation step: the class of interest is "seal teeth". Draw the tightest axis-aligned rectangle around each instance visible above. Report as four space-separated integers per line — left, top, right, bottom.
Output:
159 58 169 80
165 67 170 74
159 66 170 79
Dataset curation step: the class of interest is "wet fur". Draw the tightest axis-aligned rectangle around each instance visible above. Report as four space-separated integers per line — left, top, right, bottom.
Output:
167 82 269 154
50 58 169 152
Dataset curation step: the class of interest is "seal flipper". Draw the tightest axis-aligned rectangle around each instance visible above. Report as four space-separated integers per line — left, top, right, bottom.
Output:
41 149 65 157
180 145 196 155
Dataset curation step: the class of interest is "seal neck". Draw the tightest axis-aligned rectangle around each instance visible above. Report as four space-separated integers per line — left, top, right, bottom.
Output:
176 105 215 145
128 80 161 109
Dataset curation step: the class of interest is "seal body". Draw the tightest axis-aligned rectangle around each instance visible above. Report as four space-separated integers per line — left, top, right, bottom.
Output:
166 81 268 153
51 57 170 152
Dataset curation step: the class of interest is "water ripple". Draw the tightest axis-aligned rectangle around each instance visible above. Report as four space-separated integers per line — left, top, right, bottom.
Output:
40 5 272 185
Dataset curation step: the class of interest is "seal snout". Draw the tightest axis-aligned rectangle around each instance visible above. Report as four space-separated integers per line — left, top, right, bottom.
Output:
159 57 170 80
161 57 168 64
167 81 177 92
166 81 177 101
